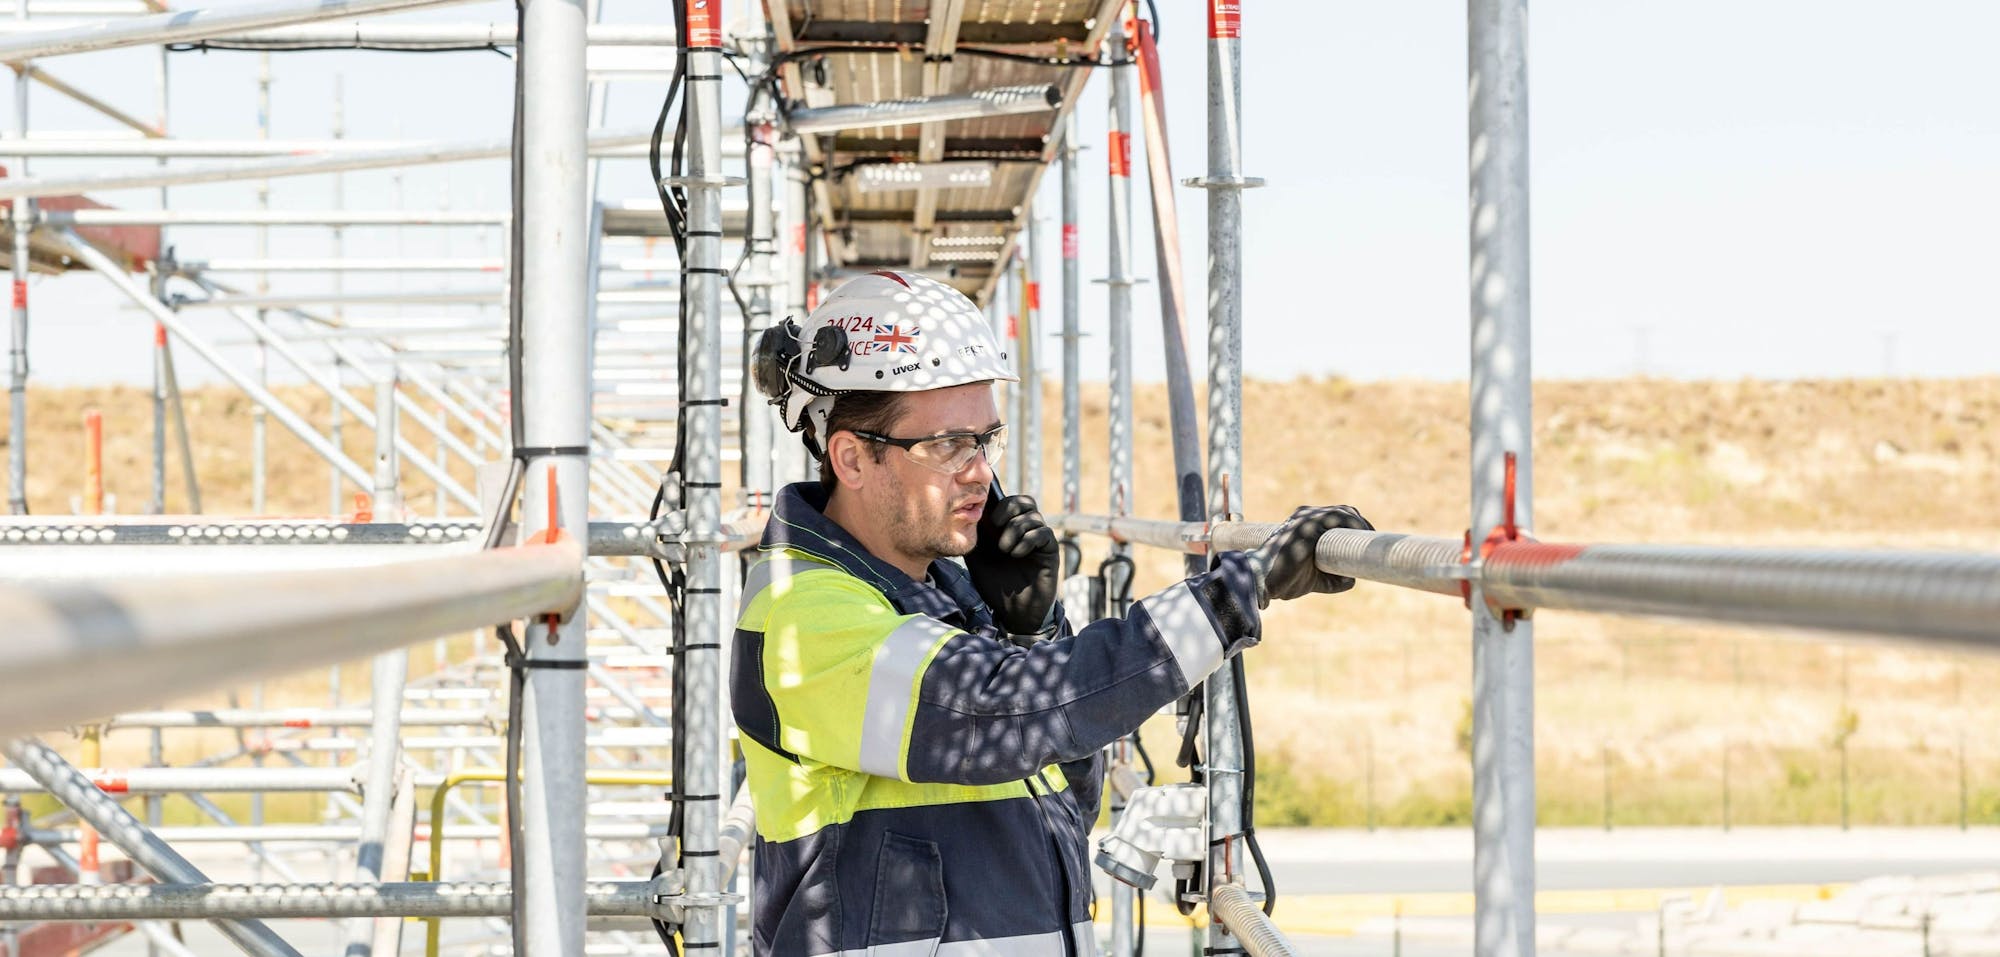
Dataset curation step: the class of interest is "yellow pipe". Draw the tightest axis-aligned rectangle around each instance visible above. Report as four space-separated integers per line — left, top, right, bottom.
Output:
424 769 671 957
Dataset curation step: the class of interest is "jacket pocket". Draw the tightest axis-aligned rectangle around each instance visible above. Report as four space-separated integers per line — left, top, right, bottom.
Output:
867 831 946 956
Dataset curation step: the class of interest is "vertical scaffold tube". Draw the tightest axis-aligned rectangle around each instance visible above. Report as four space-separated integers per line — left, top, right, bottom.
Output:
252 51 271 516
677 0 731 951
151 30 170 529
1195 0 1255 944
330 78 347 518
1468 1 1536 955
371 369 401 516
1022 207 1043 504
1105 18 1136 530
1005 261 1025 493
8 43 29 516
516 0 592 948
777 149 811 484
341 649 408 957
1 738 302 957
1058 115 1082 519
151 310 167 514
742 120 777 507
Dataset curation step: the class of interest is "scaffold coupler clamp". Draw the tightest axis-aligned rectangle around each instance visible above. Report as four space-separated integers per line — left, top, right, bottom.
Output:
649 868 743 925
1461 450 1531 630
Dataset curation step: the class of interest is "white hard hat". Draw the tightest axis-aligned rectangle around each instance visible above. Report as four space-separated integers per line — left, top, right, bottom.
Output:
753 270 1017 454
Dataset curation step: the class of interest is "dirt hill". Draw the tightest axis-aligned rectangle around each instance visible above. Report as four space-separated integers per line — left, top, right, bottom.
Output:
4 377 1999 826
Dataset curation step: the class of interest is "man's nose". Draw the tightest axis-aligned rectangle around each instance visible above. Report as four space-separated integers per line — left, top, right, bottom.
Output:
960 446 995 486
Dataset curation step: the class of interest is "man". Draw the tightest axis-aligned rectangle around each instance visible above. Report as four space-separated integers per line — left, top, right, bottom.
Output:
736 270 1370 956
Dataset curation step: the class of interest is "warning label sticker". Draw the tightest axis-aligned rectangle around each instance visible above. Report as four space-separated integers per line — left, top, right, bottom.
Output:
1210 0 1241 39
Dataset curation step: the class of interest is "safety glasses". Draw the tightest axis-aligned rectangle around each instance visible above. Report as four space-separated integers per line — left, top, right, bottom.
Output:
852 424 1008 475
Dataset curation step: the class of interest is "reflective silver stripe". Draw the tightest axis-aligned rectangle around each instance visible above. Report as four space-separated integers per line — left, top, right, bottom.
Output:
742 555 801 608
812 928 1070 957
1072 921 1098 956
1138 581 1223 688
856 615 957 779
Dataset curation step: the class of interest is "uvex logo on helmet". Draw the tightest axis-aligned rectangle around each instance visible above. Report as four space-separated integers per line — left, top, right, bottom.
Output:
751 270 1016 455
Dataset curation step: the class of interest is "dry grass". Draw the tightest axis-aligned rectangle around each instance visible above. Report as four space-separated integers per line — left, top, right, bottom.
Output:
6 377 2000 826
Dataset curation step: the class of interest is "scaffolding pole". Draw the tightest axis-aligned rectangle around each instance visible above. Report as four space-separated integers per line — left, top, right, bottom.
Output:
0 542 579 738
7 46 27 514
1104 17 1136 536
0 126 656 200
1059 114 1081 518
1468 1 1536 954
775 148 810 484
1021 206 1042 503
0 737 303 957
1184 1 1263 943
0 880 662 921
0 0 471 61
510 0 593 953
668 0 734 950
342 649 408 957
741 120 775 509
186 20 678 49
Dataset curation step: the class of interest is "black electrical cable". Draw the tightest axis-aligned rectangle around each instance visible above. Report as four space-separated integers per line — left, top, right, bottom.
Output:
1233 656 1276 917
647 3 694 952
1135 889 1146 955
167 41 511 55
496 1 530 951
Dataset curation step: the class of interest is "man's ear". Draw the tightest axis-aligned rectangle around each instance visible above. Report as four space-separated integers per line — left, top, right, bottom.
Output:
827 430 869 489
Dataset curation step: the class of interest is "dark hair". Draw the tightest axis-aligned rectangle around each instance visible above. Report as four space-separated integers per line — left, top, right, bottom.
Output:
818 391 908 488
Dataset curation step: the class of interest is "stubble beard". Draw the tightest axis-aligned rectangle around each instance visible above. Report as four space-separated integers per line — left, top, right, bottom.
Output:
885 472 973 566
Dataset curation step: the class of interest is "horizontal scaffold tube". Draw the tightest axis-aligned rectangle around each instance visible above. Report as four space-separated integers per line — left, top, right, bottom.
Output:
0 126 671 200
1050 513 2000 646
106 708 491 730
0 0 468 61
0 766 359 794
0 539 583 738
0 881 658 921
21 822 674 844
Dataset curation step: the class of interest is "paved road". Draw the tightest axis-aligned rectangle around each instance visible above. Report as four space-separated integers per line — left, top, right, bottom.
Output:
1258 826 2000 894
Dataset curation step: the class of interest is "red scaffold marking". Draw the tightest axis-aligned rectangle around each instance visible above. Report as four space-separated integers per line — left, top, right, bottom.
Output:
154 323 167 347
1489 540 1590 568
1108 132 1132 178
1461 451 1543 627
791 223 808 255
1209 0 1241 39
1062 224 1079 260
1025 282 1041 311
284 719 313 729
11 280 24 310
685 0 722 48
94 778 129 795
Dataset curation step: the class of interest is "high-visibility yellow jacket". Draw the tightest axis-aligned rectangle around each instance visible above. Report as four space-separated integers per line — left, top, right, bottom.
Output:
731 483 1264 956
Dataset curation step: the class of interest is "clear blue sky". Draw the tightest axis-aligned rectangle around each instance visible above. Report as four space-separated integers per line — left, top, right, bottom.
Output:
10 0 2000 386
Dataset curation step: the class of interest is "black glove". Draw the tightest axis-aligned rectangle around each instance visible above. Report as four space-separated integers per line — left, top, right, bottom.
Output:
1249 505 1374 607
966 488 1061 635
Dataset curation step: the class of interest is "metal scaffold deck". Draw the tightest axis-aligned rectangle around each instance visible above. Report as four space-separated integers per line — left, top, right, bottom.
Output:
0 2 1993 957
